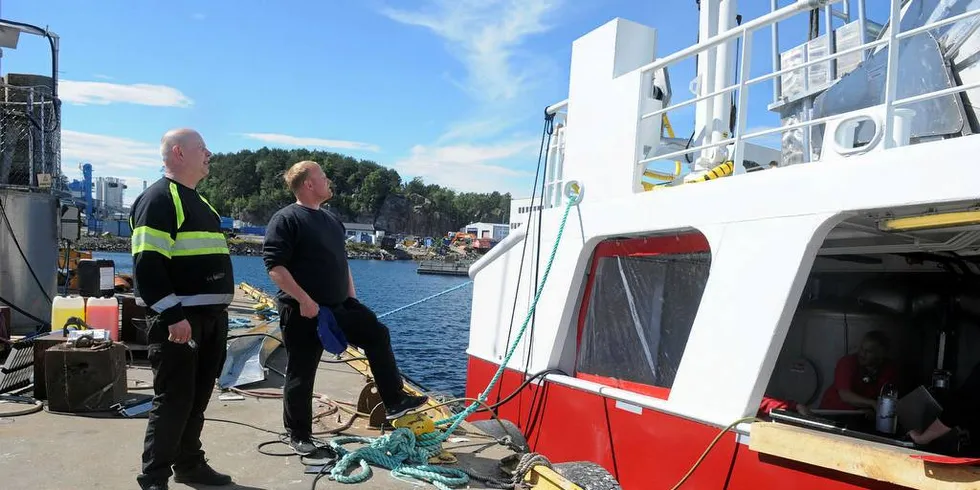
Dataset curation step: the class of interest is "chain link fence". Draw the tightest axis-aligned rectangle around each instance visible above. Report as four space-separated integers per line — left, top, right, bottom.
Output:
0 78 61 192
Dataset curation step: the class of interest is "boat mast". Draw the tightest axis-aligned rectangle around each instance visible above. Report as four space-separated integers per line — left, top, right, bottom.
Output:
692 0 739 177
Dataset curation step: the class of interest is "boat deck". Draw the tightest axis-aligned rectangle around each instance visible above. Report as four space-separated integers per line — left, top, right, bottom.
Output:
0 286 516 490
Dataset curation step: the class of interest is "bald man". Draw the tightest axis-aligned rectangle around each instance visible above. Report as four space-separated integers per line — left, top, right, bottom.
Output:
131 129 234 489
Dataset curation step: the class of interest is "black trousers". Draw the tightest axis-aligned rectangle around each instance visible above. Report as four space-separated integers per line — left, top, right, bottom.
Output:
140 307 228 480
280 297 404 440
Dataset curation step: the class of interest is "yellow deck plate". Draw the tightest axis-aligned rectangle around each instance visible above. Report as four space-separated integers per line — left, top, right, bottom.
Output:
523 466 584 490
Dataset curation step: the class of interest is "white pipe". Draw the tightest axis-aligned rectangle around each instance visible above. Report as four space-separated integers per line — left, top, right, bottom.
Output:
468 226 527 277
694 0 718 170
732 33 754 171
824 3 836 81
897 8 980 41
545 99 567 115
857 0 868 61
770 0 781 103
881 0 902 150
710 0 738 165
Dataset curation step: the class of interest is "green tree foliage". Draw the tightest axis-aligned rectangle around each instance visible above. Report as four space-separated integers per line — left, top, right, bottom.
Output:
196 147 513 234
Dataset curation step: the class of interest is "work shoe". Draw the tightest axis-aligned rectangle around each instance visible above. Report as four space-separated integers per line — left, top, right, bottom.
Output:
173 462 232 486
136 475 168 490
386 394 429 420
289 437 317 456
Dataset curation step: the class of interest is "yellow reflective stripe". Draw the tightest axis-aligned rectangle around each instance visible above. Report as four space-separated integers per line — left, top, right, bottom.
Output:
199 194 220 217
177 231 226 240
132 226 174 258
171 247 229 257
173 231 229 256
169 182 185 229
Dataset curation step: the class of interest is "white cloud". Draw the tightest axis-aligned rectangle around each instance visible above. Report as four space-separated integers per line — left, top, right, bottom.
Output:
241 133 381 152
92 74 114 80
435 117 521 144
382 1 562 194
59 80 193 107
192 13 207 21
382 0 560 102
392 140 537 193
59 131 163 206
60 130 162 174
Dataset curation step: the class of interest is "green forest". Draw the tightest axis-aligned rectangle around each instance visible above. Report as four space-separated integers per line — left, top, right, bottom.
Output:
196 147 514 236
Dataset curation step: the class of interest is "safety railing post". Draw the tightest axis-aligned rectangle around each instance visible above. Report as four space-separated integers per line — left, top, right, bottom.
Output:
770 0 781 104
857 0 869 61
882 0 902 150
732 30 753 170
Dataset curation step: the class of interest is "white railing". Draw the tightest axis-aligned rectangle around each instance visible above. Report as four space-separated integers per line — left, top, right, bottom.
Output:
547 0 980 183
646 0 980 175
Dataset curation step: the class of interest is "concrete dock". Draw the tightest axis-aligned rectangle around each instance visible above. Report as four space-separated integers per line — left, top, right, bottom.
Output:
0 285 518 490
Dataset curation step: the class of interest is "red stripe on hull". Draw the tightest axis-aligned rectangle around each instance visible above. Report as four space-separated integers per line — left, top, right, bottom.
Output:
465 355 912 490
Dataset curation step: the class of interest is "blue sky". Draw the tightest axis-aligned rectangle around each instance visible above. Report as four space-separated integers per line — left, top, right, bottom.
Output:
1 0 890 204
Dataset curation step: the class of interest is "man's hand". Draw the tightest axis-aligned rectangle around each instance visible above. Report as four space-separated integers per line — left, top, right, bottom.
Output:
908 430 925 445
168 319 192 344
268 266 319 318
299 297 320 318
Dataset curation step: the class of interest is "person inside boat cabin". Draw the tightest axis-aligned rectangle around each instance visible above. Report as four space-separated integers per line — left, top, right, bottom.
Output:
818 330 899 412
907 362 980 454
758 330 898 417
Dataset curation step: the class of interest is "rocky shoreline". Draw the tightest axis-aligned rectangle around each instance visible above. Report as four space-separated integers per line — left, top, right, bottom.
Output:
73 236 268 256
71 236 422 261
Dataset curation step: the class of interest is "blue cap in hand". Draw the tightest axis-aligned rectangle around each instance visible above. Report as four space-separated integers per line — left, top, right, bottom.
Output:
317 307 348 355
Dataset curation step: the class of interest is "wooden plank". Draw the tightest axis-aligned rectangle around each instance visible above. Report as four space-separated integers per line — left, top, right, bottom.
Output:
749 422 980 489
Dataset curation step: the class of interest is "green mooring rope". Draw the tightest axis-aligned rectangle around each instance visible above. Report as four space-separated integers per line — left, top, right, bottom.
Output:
328 195 580 488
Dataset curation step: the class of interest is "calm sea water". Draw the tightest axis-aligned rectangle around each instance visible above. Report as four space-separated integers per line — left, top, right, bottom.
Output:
95 252 473 397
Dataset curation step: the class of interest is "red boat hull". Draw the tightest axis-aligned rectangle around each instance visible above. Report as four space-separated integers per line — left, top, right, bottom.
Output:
465 355 910 490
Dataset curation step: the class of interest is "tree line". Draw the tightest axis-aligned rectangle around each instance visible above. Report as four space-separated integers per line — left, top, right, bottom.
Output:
196 147 514 235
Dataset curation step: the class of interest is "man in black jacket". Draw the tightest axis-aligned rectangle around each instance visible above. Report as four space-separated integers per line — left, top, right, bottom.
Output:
263 160 427 455
132 128 234 490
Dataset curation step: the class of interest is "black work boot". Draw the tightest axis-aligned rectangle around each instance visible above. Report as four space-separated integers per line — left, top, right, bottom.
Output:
289 437 318 456
173 461 233 486
386 394 429 420
136 474 168 490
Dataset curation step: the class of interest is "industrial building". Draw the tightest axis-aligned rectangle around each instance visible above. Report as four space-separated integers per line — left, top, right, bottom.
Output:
460 222 510 242
63 163 133 238
507 196 542 231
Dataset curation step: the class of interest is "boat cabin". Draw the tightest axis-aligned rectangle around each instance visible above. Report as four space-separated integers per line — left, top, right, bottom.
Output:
765 211 980 455
465 1 980 488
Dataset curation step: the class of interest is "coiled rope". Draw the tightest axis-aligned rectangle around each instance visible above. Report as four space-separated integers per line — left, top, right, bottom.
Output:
328 195 579 488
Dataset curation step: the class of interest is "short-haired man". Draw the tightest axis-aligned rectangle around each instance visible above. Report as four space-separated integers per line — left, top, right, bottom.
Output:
132 128 234 489
263 161 427 455
819 330 899 411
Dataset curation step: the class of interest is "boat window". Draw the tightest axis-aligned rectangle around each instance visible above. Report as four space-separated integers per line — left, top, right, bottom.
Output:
760 215 980 459
575 233 711 398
